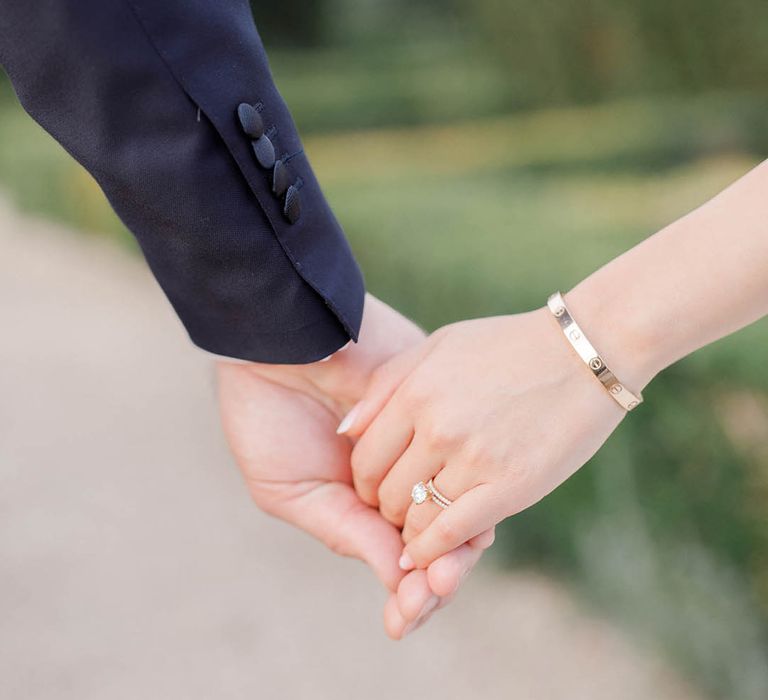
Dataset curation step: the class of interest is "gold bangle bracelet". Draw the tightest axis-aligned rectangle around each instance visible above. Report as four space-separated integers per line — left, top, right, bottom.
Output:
546 291 643 411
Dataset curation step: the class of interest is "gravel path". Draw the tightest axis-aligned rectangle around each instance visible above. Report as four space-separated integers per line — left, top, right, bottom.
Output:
0 199 704 700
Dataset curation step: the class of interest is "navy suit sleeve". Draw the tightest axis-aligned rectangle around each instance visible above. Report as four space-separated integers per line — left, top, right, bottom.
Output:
0 0 365 363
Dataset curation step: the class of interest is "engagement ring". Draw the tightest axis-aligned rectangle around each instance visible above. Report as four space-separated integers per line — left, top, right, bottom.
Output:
411 479 453 509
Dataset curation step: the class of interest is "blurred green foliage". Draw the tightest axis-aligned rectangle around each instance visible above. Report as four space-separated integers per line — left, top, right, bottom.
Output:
467 0 768 103
2 2 768 697
252 0 768 122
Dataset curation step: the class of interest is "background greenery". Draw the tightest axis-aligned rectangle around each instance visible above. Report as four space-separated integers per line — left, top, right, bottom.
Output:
1 2 767 697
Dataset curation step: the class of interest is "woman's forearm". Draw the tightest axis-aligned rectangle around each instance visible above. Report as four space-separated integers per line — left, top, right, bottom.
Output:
567 159 768 392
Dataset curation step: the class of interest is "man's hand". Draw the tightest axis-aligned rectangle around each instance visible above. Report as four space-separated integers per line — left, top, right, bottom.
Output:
217 295 492 637
219 360 408 587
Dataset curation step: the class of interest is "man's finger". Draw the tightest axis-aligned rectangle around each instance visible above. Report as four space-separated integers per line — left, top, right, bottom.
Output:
383 592 408 640
392 541 489 639
278 481 406 591
395 569 435 622
397 541 484 621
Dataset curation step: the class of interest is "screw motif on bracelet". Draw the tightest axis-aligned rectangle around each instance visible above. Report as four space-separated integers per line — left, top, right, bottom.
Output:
546 291 643 411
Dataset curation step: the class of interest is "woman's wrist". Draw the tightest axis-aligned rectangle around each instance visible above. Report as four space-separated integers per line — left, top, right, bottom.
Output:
563 235 691 395
564 159 768 397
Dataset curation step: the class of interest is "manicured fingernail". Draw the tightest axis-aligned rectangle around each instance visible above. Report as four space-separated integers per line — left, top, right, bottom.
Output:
419 595 439 618
399 552 415 571
336 402 361 434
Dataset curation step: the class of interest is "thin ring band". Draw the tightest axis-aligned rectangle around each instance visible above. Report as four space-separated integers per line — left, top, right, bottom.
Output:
427 478 453 509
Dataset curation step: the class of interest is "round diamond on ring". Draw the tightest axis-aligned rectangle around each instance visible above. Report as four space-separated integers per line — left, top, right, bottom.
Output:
411 481 429 505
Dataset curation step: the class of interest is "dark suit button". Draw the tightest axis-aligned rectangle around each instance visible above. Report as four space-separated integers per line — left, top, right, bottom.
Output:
284 185 301 223
272 159 290 197
237 103 264 138
252 134 275 169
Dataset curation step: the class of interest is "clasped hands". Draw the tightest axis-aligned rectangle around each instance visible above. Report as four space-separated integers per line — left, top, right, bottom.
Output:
218 294 625 638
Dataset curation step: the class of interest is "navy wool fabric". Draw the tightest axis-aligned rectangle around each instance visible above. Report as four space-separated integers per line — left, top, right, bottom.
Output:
0 0 365 363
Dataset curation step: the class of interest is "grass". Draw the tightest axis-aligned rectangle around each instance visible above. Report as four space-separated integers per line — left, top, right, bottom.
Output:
1 89 767 696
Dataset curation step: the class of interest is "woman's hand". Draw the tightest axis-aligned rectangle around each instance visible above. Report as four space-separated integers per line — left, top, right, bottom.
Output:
218 294 495 637
340 159 768 573
341 308 629 570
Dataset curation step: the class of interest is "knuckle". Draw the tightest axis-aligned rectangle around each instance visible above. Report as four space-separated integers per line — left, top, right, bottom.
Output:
379 501 403 527
350 447 374 481
418 409 468 452
404 509 430 540
462 439 496 469
377 485 402 519
353 470 379 497
399 379 429 411
355 466 379 488
423 423 456 451
350 463 380 503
